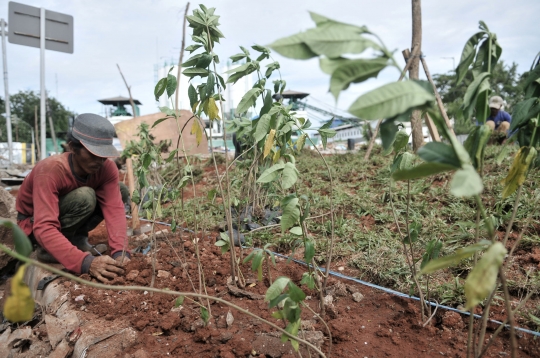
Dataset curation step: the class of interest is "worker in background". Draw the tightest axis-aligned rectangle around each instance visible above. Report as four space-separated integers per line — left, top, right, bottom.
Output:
16 114 130 283
486 96 511 135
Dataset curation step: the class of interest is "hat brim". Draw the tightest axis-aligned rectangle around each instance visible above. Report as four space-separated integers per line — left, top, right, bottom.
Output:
80 141 119 158
489 104 500 109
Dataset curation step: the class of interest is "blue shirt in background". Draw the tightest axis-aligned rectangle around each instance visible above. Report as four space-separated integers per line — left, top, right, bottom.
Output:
486 110 512 128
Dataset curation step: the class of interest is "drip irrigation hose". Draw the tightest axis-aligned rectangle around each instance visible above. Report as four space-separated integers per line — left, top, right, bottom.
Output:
128 216 540 338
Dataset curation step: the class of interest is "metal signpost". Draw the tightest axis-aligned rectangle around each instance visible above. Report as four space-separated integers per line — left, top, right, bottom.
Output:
6 1 73 160
0 19 13 166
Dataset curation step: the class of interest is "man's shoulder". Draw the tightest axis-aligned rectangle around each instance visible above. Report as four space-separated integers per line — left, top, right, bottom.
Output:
500 111 511 120
33 153 69 176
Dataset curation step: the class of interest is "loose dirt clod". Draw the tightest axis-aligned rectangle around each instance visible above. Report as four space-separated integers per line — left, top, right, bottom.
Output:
352 292 365 302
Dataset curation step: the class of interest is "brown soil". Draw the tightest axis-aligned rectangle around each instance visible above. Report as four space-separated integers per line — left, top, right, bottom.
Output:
73 223 540 357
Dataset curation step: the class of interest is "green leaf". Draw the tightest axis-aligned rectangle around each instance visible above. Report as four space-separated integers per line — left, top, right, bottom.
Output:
196 53 213 68
329 58 388 99
236 88 262 115
501 146 537 198
182 68 209 78
380 119 399 152
304 240 315 263
510 98 537 131
152 116 170 128
281 162 298 189
450 165 484 197
348 81 435 120
0 221 32 258
131 189 140 205
254 114 272 142
166 74 177 98
421 239 443 270
393 162 457 181
302 23 378 58
462 72 490 121
287 282 306 303
266 277 291 302
182 53 203 67
185 44 202 53
188 84 198 110
319 57 348 75
154 78 167 101
200 307 209 324
392 130 410 153
300 272 316 289
268 33 318 60
464 124 492 170
390 152 415 174
421 241 490 274
141 153 152 169
175 296 185 307
417 142 461 168
257 163 285 184
252 251 264 273
464 242 507 310
456 32 485 85
206 73 215 97
289 226 302 236
281 196 300 232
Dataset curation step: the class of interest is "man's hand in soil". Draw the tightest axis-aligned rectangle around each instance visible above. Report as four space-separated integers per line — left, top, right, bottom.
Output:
89 255 125 282
115 255 131 266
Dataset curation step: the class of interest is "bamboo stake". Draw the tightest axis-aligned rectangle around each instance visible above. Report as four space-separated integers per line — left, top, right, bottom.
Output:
420 55 455 136
126 158 140 233
423 113 440 142
175 2 190 111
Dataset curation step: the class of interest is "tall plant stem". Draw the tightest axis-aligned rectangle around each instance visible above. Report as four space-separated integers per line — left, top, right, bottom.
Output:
0 244 326 358
175 2 190 110
474 195 495 240
204 27 241 287
304 135 335 293
403 180 428 320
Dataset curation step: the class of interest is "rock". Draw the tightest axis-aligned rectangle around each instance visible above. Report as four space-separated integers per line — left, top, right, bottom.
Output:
352 292 364 302
323 295 333 306
126 270 139 280
190 319 205 332
157 270 170 279
301 320 315 331
346 284 360 294
337 266 345 271
333 281 348 297
226 310 234 327
155 229 169 238
223 229 245 247
442 311 465 330
45 313 80 348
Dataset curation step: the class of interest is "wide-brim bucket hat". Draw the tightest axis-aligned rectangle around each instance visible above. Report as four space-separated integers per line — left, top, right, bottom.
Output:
71 113 119 158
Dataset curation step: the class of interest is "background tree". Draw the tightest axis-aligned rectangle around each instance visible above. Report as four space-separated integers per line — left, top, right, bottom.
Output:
433 61 525 134
0 90 75 143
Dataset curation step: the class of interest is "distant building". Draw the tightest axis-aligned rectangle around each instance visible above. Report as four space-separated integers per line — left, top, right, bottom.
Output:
98 96 142 126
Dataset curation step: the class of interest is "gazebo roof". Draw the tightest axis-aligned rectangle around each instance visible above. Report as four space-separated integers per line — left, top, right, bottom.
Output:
98 96 142 105
279 90 310 99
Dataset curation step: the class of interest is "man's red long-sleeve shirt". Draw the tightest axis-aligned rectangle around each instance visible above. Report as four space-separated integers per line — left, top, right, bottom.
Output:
16 152 128 273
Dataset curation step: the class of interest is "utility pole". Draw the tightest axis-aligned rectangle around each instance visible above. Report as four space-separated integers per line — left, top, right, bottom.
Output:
409 0 424 152
1 19 13 166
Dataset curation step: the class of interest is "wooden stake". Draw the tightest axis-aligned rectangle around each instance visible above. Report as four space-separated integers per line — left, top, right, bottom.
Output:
424 113 440 142
409 0 424 152
126 158 140 233
175 2 190 111
420 56 455 137
34 105 41 160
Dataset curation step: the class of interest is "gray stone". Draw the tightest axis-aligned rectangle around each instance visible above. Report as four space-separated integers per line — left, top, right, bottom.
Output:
352 292 364 302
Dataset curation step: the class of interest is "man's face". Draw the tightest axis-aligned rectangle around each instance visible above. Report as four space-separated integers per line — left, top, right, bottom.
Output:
70 144 106 175
490 107 500 117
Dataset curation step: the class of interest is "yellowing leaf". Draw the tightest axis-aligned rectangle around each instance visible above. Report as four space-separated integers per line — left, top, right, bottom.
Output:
264 129 276 158
272 150 280 163
191 101 199 114
464 242 506 310
501 147 537 198
207 97 221 120
190 120 203 146
295 133 307 152
3 264 34 322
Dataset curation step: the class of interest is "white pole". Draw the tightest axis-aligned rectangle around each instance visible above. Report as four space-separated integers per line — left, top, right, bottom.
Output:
40 8 46 159
1 18 13 167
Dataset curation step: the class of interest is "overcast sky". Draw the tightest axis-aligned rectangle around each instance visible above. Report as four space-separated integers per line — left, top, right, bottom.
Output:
1 0 538 118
